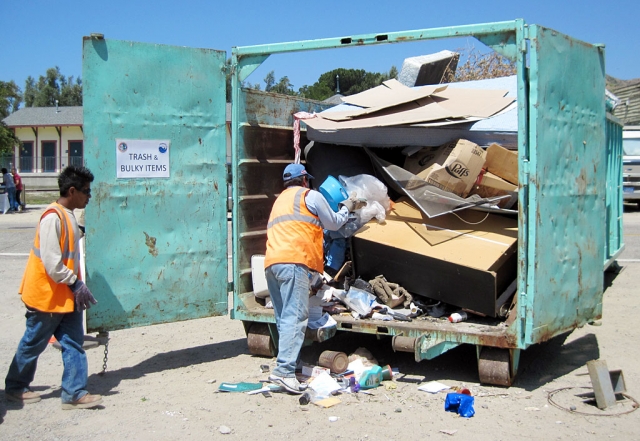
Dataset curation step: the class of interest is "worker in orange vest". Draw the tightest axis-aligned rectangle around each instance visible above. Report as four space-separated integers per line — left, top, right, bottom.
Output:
5 165 103 410
264 163 357 393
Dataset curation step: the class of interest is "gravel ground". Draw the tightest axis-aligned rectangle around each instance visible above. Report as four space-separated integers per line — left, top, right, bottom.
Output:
0 206 639 440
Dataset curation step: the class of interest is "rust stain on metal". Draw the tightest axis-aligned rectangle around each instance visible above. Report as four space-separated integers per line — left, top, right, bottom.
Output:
214 181 219 191
143 231 159 257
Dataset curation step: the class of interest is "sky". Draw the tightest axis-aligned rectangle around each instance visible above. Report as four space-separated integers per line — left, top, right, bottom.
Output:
1 0 639 97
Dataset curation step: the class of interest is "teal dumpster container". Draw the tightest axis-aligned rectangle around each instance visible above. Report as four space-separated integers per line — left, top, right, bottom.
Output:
83 19 624 385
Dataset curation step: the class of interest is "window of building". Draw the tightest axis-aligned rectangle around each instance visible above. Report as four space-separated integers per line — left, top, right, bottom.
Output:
20 142 34 173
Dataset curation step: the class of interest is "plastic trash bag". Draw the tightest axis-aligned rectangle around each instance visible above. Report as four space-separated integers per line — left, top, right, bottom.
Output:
444 392 475 418
339 174 391 228
333 287 378 317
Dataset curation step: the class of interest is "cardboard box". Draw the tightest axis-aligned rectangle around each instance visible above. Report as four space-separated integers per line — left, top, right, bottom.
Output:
485 143 518 185
403 139 486 197
351 199 517 316
470 171 518 209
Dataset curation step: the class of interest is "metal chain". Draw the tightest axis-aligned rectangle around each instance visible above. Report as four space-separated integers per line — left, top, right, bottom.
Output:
97 331 110 376
99 339 109 375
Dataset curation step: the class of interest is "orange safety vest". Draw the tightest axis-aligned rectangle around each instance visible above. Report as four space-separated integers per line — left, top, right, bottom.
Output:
19 202 78 313
264 187 324 273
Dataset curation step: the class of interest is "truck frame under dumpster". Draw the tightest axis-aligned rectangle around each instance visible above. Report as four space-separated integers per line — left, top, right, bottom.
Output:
82 19 624 386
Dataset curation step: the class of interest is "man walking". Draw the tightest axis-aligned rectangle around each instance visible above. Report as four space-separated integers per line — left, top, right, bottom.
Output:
5 165 103 410
264 164 357 393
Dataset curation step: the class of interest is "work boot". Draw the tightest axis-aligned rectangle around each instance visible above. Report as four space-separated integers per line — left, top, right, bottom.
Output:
61 393 103 410
5 390 41 404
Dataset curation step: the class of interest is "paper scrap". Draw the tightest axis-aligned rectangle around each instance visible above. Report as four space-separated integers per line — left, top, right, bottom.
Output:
314 397 342 408
418 381 451 393
309 372 342 397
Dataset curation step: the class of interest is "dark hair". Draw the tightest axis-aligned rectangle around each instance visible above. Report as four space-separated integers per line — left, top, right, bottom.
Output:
284 176 305 188
58 165 95 196
1 168 7 174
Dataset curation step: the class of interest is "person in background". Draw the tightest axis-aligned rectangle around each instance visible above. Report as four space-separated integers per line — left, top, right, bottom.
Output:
264 163 358 393
11 167 23 210
1 167 17 212
5 165 103 410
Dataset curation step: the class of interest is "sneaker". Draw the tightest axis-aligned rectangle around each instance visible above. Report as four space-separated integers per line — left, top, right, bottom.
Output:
268 374 308 394
5 390 41 404
61 393 103 410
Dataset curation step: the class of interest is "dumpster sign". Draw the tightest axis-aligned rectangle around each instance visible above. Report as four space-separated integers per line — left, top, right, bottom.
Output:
116 139 171 178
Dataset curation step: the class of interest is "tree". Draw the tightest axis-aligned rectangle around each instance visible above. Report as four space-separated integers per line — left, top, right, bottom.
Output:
0 81 22 118
24 66 82 107
449 47 517 82
263 71 297 96
0 81 22 155
298 67 397 101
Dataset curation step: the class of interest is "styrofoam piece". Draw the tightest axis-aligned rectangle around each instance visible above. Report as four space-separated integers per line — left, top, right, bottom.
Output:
398 50 459 87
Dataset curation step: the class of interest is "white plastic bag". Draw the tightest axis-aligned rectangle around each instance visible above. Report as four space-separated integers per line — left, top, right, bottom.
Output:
339 174 391 224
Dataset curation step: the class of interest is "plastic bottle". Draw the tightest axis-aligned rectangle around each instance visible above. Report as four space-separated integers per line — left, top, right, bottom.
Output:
448 311 468 323
358 365 382 389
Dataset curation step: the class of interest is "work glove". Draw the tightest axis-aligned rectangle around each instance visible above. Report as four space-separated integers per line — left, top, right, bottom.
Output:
70 279 98 311
339 197 357 212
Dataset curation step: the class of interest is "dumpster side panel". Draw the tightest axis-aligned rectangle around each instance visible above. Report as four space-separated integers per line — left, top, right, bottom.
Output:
83 39 229 332
526 26 606 343
230 88 330 320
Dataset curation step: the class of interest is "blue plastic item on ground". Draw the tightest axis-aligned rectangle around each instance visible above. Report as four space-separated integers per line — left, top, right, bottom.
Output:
444 392 475 418
319 175 348 212
359 365 382 389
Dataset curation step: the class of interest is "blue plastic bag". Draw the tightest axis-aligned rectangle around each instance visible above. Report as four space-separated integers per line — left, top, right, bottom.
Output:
444 393 475 418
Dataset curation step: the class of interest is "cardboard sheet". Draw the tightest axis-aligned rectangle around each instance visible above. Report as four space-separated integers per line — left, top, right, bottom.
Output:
374 200 517 269
341 79 444 109
351 199 518 316
306 86 515 131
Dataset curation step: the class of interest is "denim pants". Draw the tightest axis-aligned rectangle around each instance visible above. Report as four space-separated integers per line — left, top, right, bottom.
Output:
265 263 310 378
7 187 17 211
5 307 89 403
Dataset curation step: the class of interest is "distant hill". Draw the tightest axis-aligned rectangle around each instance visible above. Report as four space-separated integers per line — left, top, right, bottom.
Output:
607 75 640 126
607 75 640 90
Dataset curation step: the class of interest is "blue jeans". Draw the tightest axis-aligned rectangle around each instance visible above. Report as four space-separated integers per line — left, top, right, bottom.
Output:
265 263 310 378
5 307 89 403
7 187 17 211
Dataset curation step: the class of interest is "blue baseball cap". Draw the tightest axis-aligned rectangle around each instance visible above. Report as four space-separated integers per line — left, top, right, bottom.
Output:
283 163 314 182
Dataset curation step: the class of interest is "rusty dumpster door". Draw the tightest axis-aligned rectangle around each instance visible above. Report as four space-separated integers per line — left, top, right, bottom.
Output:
82 37 228 332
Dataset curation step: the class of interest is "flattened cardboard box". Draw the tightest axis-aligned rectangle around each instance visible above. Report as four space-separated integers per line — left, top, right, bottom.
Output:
352 199 517 316
403 139 486 197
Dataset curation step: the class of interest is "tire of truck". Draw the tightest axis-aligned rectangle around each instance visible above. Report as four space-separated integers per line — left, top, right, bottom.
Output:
477 346 520 387
244 321 277 357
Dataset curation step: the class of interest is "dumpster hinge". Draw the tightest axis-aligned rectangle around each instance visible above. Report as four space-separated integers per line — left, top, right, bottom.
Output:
227 281 234 292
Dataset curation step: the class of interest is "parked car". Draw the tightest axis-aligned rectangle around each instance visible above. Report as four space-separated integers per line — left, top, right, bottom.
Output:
623 126 640 204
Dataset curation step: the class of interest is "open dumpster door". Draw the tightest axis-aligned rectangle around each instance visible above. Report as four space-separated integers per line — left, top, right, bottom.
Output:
82 37 229 332
524 25 606 344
